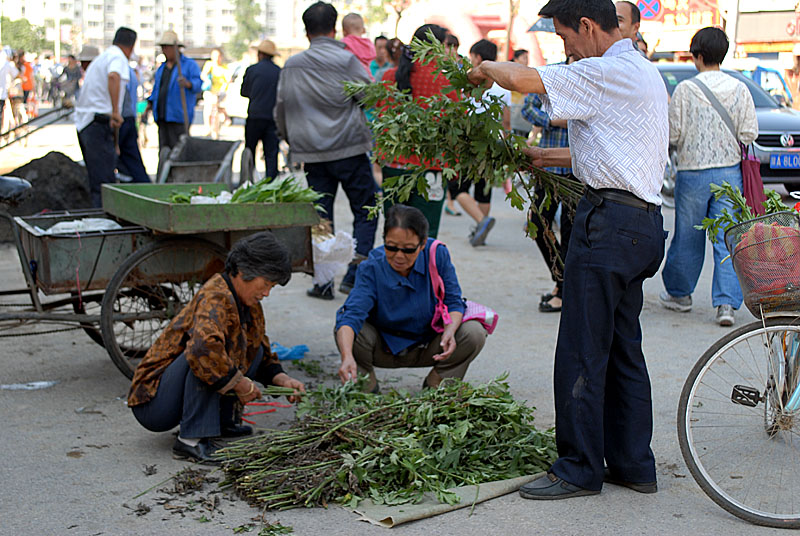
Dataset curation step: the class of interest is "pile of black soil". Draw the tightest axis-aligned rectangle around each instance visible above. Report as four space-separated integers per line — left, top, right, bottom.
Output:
1 152 92 242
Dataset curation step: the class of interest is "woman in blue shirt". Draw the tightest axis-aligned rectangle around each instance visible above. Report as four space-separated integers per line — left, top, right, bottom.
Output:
335 205 487 393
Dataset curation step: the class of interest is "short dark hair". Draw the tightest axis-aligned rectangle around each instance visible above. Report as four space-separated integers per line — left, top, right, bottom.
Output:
618 1 640 24
470 39 497 62
68 54 76 60
444 33 460 48
539 0 619 33
513 49 528 60
224 231 292 286
374 35 388 45
690 26 728 66
384 205 429 243
302 1 337 37
113 27 137 48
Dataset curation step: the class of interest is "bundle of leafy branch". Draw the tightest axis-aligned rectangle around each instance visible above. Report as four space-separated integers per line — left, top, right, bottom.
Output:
217 377 556 510
344 32 584 248
696 182 795 242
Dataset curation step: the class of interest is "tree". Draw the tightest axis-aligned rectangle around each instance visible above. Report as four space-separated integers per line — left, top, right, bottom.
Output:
390 0 413 36
225 0 263 61
364 0 390 27
1 17 47 53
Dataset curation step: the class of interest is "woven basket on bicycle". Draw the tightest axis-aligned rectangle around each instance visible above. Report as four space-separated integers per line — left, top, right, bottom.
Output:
724 211 800 317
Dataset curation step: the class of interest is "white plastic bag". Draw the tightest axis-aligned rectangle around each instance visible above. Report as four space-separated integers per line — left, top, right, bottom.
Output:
312 231 356 286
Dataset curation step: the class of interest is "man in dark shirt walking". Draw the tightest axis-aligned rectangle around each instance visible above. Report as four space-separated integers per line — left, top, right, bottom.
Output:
241 40 281 181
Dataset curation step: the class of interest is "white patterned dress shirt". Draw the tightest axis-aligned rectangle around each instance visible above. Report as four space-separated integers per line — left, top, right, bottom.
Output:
536 38 669 205
669 70 758 171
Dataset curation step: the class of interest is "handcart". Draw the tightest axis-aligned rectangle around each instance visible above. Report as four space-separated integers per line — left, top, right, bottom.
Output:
0 178 318 379
157 134 240 188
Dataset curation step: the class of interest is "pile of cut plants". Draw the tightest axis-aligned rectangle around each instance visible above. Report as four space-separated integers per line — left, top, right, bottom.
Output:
217 376 556 510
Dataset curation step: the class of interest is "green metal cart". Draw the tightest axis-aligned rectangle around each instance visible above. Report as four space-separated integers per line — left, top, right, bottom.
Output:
0 180 318 379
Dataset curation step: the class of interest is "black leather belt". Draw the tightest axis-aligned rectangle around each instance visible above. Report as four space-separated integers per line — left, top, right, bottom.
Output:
585 187 658 212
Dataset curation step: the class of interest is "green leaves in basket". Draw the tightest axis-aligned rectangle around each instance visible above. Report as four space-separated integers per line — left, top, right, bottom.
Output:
695 182 792 243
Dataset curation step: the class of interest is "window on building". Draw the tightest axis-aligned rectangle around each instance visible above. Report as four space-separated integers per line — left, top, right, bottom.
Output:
60 3 70 11
221 25 234 33
105 21 114 29
88 21 101 27
168 7 173 13
140 6 153 13
206 24 213 32
222 9 234 15
206 9 213 17
89 4 102 10
185 24 193 32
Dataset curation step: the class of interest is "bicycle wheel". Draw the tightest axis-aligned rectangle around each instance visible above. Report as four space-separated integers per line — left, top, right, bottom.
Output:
71 291 105 347
678 316 800 528
100 239 227 379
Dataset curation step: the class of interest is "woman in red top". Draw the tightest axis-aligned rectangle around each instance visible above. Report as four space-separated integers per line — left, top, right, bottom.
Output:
380 24 454 239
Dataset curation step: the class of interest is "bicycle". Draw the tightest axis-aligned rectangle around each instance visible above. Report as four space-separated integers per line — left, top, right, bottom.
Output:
678 210 800 528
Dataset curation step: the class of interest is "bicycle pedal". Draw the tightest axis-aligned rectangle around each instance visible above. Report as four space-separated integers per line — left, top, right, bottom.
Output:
731 385 760 407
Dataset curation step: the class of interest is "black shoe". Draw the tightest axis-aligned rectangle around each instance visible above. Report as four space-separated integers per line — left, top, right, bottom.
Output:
539 299 562 313
172 438 222 465
339 264 357 295
519 473 600 500
307 281 334 300
603 468 657 494
220 424 253 438
540 292 554 303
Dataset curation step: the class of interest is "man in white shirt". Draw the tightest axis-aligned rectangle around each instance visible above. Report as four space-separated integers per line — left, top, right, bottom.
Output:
0 51 19 135
73 27 136 207
468 0 668 499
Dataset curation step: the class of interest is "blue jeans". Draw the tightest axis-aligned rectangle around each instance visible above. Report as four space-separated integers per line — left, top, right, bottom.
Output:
131 348 263 439
661 164 743 309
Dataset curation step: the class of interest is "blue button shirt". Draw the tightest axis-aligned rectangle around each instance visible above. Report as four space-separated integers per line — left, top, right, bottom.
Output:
336 238 465 355
147 54 203 124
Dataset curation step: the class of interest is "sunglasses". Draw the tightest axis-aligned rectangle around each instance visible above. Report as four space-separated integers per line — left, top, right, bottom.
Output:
384 243 422 254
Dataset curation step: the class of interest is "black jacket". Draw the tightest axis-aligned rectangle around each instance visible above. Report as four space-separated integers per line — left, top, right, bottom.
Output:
241 58 280 120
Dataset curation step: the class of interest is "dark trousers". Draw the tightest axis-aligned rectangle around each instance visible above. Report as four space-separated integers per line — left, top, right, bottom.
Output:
157 120 186 151
550 194 665 491
77 119 117 207
131 348 263 439
245 118 279 180
304 153 379 258
530 182 575 292
116 116 150 183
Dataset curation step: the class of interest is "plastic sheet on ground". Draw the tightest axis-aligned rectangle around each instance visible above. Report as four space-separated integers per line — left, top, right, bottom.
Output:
352 472 544 528
1 380 59 390
312 230 356 286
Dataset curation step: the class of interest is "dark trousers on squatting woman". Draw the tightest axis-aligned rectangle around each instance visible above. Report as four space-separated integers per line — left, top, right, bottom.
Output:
131 347 264 439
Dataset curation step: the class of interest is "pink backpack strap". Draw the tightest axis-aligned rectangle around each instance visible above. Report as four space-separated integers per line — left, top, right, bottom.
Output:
429 240 452 328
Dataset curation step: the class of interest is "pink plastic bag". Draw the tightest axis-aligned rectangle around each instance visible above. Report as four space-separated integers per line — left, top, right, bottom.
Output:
429 240 498 335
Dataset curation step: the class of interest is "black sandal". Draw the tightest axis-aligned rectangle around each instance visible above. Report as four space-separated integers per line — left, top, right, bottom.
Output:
539 299 562 313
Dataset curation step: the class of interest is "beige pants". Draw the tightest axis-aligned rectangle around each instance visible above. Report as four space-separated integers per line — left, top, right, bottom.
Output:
349 320 487 392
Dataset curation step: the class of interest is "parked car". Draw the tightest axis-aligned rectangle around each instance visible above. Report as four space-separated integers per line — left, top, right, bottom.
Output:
656 63 800 192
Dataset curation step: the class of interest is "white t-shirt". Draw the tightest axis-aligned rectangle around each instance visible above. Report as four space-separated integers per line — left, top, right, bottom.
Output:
471 82 512 114
74 45 130 132
0 56 19 100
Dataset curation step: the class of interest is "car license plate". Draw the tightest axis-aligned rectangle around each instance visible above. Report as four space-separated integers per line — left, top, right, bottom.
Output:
770 154 800 169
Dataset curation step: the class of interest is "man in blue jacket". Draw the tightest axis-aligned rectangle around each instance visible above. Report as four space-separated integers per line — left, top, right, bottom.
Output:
143 30 202 170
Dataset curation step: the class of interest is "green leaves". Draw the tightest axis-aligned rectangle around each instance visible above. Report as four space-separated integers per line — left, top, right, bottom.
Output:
343 31 584 245
217 377 556 511
695 182 790 243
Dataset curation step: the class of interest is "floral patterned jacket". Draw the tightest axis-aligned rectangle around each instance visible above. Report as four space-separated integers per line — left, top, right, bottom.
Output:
128 273 280 407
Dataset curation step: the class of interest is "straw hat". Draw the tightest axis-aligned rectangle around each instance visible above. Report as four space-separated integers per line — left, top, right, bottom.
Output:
76 45 100 61
253 39 279 57
157 30 182 46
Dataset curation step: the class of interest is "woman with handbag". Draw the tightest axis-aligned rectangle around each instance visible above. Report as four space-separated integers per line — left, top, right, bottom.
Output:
659 27 758 327
334 205 490 393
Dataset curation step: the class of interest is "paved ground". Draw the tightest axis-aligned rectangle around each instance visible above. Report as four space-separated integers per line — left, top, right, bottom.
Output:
0 124 787 535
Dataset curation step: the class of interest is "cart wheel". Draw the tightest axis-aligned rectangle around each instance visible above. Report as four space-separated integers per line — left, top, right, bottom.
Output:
100 239 227 379
240 147 254 186
71 291 105 347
